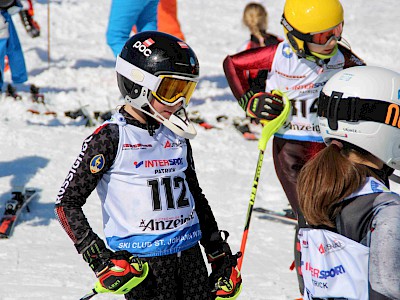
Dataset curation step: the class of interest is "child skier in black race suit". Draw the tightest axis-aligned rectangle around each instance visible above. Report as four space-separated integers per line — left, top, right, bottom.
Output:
297 66 400 299
55 32 242 300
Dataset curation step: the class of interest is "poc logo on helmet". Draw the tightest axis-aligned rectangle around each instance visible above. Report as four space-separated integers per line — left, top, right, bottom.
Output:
133 38 154 57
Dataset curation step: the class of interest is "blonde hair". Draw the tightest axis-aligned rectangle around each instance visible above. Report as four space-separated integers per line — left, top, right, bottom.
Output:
242 2 268 46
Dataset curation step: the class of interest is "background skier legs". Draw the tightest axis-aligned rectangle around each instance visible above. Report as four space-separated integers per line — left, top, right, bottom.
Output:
0 6 28 92
157 0 185 41
106 0 159 57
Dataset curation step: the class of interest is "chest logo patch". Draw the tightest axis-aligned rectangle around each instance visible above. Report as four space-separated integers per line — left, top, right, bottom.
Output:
282 43 293 58
90 154 105 173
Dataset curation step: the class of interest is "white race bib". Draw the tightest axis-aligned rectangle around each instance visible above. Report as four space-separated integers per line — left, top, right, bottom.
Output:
299 228 369 300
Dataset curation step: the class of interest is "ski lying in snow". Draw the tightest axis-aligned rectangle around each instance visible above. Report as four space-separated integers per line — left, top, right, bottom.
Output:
253 207 297 225
0 187 38 238
27 84 57 116
232 117 257 140
64 105 97 127
189 110 220 130
216 115 258 140
4 84 57 116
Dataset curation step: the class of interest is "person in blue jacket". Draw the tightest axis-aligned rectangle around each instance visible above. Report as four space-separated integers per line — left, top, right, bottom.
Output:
106 0 160 57
0 0 27 92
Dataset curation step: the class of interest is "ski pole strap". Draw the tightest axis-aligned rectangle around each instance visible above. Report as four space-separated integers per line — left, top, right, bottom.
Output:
258 90 290 151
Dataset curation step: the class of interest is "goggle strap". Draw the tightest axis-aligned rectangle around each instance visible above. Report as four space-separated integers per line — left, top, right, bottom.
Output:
281 14 313 43
318 92 398 130
116 56 160 91
282 14 343 45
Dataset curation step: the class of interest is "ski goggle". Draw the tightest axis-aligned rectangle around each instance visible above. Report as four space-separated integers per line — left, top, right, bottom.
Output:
116 55 198 107
281 15 343 47
151 75 198 106
309 22 343 46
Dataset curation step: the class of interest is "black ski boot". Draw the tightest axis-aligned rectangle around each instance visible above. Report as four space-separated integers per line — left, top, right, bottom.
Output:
30 84 45 103
65 109 84 119
6 84 22 100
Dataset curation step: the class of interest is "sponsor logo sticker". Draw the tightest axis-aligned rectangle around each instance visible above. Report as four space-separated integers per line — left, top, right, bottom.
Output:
178 41 189 49
90 154 105 173
282 43 293 58
133 39 154 57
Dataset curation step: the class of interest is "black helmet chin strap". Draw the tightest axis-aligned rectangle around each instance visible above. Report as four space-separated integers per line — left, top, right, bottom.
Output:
143 105 158 136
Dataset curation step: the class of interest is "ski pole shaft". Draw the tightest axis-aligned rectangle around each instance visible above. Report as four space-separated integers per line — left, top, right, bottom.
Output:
238 149 265 270
237 90 291 270
80 289 97 300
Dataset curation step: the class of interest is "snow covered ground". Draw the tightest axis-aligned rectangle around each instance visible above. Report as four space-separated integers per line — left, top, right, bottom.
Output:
0 0 399 299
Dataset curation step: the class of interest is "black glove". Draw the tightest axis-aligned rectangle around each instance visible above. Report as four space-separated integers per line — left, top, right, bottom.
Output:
239 90 284 120
81 239 148 294
19 9 40 38
206 231 242 299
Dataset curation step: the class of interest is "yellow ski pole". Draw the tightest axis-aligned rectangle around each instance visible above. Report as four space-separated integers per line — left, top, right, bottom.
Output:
237 90 291 270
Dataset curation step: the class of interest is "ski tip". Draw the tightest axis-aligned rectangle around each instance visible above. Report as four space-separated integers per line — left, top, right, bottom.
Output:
242 132 257 140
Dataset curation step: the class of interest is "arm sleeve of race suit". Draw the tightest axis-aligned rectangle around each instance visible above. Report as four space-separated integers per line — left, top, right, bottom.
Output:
223 44 278 100
339 44 366 68
54 123 119 253
369 202 400 299
184 140 219 246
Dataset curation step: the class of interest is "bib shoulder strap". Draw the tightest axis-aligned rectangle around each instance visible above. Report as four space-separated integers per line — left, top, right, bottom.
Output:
336 192 400 245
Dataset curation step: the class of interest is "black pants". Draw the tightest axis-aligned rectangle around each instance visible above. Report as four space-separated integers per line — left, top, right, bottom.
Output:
125 244 210 300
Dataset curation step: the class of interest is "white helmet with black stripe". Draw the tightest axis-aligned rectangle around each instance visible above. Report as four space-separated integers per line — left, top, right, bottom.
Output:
318 66 400 169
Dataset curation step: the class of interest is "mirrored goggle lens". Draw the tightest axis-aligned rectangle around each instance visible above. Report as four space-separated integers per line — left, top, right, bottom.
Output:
311 23 343 45
152 76 197 106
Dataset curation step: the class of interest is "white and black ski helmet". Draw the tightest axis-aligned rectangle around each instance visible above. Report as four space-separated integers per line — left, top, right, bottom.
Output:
115 31 200 139
318 66 400 169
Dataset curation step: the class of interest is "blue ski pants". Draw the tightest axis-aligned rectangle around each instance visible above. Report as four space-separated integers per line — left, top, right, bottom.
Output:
106 0 160 57
0 10 28 90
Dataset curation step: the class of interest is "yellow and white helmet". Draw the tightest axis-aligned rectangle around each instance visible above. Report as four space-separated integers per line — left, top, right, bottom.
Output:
281 0 344 59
